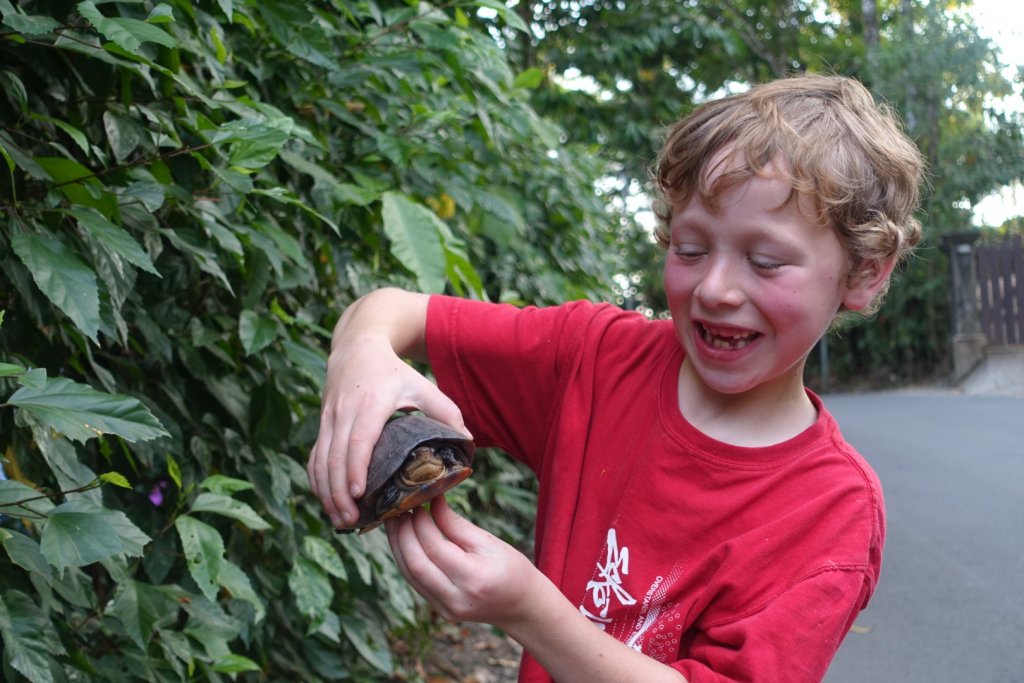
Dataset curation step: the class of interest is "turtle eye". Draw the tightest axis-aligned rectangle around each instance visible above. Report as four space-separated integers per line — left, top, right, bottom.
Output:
435 445 460 467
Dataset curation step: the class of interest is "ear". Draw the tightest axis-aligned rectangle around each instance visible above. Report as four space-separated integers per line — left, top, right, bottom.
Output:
842 257 896 312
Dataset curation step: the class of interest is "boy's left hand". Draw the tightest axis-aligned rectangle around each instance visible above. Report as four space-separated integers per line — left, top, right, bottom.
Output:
385 496 540 628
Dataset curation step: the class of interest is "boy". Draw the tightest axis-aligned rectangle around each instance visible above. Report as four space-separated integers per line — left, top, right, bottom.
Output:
307 74 923 682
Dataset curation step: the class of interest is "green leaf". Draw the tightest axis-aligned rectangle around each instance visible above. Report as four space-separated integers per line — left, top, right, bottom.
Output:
218 561 265 623
215 0 232 21
41 504 125 571
35 156 116 216
209 25 227 64
278 150 379 206
10 233 101 343
50 118 90 156
100 472 131 489
303 536 346 580
167 454 182 490
190 492 272 530
473 188 527 247
288 555 333 625
282 339 327 388
85 500 150 556
475 0 529 32
252 220 310 269
27 421 101 504
0 133 46 181
0 0 60 35
238 310 277 355
0 140 16 188
18 368 46 389
251 187 339 233
0 480 55 520
211 116 293 169
70 207 160 276
181 595 238 660
108 580 178 648
1 530 52 581
513 67 545 89
212 653 261 674
0 590 65 683
0 362 23 377
77 1 176 51
381 191 447 293
340 613 393 674
0 70 27 113
175 515 224 602
9 377 169 444
146 3 175 23
199 475 253 495
122 181 165 212
102 111 143 164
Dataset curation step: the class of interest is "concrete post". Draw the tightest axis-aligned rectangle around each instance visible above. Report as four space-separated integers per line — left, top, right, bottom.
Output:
941 231 987 383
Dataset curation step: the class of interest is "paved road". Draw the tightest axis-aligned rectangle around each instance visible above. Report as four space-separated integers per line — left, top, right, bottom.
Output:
822 390 1024 683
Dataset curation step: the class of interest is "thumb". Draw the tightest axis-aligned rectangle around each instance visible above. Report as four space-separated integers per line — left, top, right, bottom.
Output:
417 386 472 439
429 496 485 549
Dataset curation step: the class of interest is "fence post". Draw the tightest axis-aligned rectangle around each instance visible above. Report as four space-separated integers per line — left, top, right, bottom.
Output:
941 231 987 383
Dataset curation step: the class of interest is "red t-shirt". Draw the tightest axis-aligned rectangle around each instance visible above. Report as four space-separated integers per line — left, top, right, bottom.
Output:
426 296 885 683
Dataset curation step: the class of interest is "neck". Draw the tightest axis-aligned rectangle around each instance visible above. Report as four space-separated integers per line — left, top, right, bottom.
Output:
676 359 817 447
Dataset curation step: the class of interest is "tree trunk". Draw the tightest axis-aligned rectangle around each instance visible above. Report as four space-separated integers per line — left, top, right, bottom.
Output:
900 0 917 132
518 1 534 69
862 0 879 79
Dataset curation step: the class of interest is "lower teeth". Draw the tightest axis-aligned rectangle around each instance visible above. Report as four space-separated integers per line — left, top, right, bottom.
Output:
704 329 752 349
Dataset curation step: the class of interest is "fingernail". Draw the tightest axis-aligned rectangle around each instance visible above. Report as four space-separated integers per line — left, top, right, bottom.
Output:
341 510 353 525
330 513 342 527
350 484 361 497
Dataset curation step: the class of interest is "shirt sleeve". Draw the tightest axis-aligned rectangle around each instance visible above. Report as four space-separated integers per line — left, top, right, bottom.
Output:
425 295 600 471
672 567 871 683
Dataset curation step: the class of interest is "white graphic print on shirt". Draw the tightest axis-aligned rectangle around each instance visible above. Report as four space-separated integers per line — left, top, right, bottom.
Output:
579 528 636 628
579 527 686 661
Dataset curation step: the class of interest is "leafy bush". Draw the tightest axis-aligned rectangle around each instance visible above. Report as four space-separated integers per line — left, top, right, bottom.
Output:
0 1 621 680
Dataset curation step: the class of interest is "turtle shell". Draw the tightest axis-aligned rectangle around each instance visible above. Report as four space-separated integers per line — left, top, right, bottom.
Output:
340 414 474 533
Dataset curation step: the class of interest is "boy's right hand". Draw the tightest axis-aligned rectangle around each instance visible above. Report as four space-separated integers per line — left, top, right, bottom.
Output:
305 289 469 530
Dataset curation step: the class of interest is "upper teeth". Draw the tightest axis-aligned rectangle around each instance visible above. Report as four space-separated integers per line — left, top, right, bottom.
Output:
701 325 756 349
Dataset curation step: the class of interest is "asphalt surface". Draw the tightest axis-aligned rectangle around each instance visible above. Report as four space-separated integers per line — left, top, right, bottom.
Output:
821 390 1024 683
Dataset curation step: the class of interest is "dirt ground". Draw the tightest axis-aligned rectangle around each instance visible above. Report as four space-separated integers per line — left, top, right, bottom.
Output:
426 622 522 683
391 620 523 683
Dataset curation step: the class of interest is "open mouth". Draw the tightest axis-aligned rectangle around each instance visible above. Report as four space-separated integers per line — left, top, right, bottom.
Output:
697 322 759 350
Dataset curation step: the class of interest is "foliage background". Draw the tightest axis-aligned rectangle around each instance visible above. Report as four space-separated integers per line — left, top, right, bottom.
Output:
0 0 1021 681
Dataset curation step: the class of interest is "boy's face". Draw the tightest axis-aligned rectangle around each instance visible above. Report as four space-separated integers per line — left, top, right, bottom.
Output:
663 158 878 400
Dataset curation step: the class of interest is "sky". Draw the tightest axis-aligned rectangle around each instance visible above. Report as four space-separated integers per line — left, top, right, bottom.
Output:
970 0 1024 226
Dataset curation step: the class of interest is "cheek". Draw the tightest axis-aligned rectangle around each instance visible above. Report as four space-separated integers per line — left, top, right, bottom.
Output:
663 262 696 307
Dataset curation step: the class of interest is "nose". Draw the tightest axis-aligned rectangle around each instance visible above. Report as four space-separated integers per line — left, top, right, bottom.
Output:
695 256 744 309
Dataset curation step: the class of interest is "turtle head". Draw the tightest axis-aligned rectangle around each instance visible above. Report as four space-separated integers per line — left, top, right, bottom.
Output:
398 446 448 486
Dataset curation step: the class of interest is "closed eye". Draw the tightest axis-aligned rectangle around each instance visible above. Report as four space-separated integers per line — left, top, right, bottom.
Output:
672 245 706 262
749 255 784 271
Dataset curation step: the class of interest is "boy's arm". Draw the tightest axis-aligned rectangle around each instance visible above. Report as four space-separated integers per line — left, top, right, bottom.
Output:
387 498 688 683
307 287 470 529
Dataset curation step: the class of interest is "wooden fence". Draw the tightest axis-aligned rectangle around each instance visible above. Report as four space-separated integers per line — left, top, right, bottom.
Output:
976 234 1024 347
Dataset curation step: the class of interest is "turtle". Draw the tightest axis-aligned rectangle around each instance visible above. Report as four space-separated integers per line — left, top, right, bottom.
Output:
336 414 475 534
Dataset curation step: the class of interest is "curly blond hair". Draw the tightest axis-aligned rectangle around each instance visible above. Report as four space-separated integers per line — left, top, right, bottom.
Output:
654 74 924 316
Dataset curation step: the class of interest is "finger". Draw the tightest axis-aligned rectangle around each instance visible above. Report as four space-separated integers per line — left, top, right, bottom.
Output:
323 417 359 526
307 441 339 526
411 501 479 584
385 518 415 587
343 409 387 501
392 510 456 614
428 496 486 550
328 399 394 528
309 416 349 526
